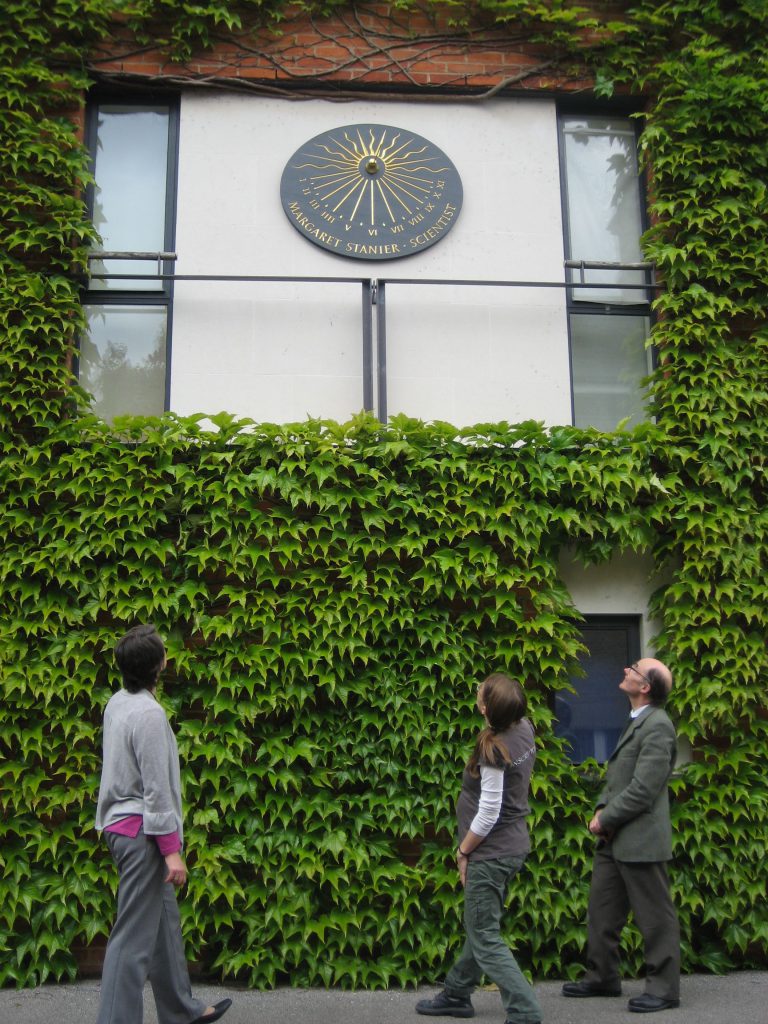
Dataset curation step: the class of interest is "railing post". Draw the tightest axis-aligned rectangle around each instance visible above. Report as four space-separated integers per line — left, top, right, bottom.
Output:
362 280 374 413
376 280 387 424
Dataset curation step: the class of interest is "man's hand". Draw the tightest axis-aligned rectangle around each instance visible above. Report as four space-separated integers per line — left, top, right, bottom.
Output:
164 852 187 887
588 812 605 835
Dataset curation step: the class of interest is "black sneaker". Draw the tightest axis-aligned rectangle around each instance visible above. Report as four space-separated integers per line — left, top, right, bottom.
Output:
415 991 475 1018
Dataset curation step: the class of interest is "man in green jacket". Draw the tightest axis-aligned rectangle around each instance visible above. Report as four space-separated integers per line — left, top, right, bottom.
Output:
562 657 680 1014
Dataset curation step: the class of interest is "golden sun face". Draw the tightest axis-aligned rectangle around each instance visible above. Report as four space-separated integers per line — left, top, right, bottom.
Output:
292 126 451 227
281 123 463 261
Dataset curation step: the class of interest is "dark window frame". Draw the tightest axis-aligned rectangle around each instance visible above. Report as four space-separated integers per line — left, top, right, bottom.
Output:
79 89 181 412
555 614 642 765
556 103 656 428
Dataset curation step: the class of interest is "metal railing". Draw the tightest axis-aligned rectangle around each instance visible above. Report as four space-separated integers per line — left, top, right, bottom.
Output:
85 253 657 423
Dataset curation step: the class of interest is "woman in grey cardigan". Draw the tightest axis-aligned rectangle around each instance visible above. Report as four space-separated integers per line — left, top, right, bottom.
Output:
95 624 231 1024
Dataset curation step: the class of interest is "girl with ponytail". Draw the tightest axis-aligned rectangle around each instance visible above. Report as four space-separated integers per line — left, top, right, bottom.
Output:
466 672 527 776
416 673 541 1024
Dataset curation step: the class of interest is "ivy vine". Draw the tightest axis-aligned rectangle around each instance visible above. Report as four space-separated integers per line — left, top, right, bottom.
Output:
1 0 766 991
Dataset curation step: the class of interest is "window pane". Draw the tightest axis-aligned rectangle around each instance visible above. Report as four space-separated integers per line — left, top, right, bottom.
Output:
79 306 167 420
89 105 170 292
555 621 639 763
562 116 646 303
571 313 651 430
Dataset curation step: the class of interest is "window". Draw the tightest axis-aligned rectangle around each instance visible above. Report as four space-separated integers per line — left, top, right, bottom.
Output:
555 616 640 763
79 98 178 421
559 114 653 431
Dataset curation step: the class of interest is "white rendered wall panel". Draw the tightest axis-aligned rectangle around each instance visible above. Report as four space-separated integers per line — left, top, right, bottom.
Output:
558 549 677 652
171 94 569 425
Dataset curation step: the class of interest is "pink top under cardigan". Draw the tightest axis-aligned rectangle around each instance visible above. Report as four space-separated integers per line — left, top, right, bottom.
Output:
104 814 181 856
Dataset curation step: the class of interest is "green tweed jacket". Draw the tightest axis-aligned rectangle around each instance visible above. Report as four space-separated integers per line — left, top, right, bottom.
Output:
596 705 677 862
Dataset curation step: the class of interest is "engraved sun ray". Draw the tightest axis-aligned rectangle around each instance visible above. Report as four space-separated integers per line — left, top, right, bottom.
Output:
316 176 361 195
333 177 367 214
380 176 429 205
301 170 359 183
379 176 413 215
384 139 427 163
348 179 368 221
375 180 397 223
385 172 433 193
389 160 450 173
378 133 402 159
319 174 366 203
292 160 355 171
326 136 363 159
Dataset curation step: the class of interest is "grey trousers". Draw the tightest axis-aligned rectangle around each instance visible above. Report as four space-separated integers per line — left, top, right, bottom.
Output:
96 830 205 1024
584 844 680 1000
444 856 542 1024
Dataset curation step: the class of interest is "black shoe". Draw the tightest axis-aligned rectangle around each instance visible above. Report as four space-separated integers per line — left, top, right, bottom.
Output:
562 980 622 998
190 999 233 1024
628 994 680 1013
415 991 475 1018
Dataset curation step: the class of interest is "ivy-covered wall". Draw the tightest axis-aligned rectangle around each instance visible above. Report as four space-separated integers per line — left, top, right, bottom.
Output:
1 0 767 990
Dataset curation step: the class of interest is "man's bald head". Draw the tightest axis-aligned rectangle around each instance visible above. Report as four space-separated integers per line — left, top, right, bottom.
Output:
638 657 672 705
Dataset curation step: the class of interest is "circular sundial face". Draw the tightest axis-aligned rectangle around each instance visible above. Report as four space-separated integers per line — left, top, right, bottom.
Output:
280 123 463 260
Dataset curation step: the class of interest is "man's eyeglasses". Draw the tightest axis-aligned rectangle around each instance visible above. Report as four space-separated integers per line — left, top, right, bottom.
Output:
628 662 651 685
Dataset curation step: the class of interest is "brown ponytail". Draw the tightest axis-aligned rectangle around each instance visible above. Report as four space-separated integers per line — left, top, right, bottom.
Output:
467 673 527 777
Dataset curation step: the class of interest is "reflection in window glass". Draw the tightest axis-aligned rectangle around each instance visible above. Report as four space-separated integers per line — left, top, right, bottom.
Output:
562 117 645 303
80 306 167 421
89 106 170 292
555 619 640 763
571 313 651 431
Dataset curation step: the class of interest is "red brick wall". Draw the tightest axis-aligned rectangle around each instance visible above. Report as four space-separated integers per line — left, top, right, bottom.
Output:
89 3 594 94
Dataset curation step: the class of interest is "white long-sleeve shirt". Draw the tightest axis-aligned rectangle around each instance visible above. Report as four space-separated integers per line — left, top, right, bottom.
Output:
469 765 504 835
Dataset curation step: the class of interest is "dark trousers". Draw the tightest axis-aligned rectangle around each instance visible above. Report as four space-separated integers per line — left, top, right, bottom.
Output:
96 831 205 1024
584 843 680 1000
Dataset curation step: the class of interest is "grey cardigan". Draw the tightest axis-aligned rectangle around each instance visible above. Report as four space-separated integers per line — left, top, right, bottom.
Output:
95 689 184 844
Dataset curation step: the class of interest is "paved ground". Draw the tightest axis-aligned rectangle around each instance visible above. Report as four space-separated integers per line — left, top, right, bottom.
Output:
1 973 766 1024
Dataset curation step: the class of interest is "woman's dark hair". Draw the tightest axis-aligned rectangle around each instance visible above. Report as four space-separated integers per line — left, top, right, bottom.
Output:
467 673 527 777
115 624 166 693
